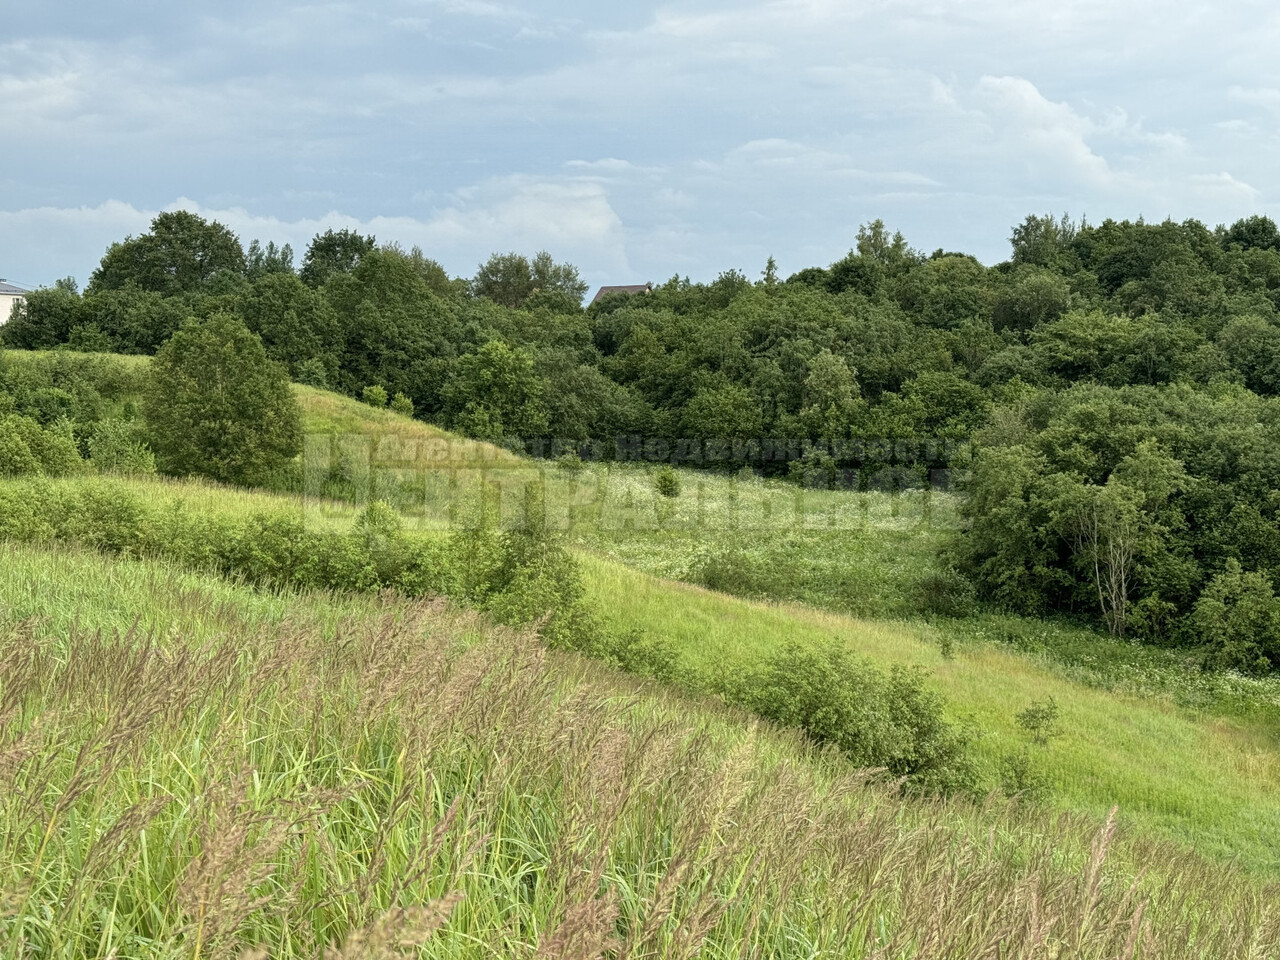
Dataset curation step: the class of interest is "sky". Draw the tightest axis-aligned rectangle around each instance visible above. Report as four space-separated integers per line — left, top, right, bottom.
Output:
2 0 1278 292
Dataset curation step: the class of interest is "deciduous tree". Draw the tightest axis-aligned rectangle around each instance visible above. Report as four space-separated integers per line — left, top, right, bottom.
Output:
144 314 301 486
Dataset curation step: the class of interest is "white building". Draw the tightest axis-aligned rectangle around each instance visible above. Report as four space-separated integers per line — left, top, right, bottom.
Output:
0 280 28 325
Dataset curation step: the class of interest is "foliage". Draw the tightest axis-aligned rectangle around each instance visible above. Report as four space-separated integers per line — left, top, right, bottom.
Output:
653 463 680 497
734 640 971 789
299 227 376 288
1193 560 1280 673
89 210 246 296
245 238 294 278
390 391 414 417
0 417 40 475
1015 697 1062 746
236 271 340 379
956 380 1280 663
86 418 157 475
912 566 978 618
143 314 302 486
472 250 587 310
442 339 548 440
361 383 388 407
0 414 83 476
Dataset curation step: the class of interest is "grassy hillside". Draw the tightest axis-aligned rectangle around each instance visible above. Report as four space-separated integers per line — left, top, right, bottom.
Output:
8 351 1280 875
584 557 1280 870
3 541 1277 957
296 384 521 468
8 466 1280 875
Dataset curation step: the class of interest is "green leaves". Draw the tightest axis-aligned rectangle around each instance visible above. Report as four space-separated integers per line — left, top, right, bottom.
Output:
1194 560 1280 674
144 314 301 487
88 211 246 297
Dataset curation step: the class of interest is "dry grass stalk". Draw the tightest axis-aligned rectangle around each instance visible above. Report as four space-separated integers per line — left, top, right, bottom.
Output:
327 893 465 960
2 599 1279 958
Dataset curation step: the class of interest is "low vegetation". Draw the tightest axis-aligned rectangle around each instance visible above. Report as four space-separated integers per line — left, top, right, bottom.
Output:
3 543 1278 957
0 472 969 789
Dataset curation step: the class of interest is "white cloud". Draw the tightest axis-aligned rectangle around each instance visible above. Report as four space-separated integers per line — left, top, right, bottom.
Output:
973 76 1116 188
1229 85 1280 114
1189 172 1260 202
417 0 529 20
722 139 939 187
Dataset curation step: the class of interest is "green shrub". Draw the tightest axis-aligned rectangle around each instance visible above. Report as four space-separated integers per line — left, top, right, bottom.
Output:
295 357 329 388
1127 594 1179 643
225 512 312 585
653 464 680 498
1194 560 1280 673
1 350 148 401
0 420 39 476
64 322 112 352
787 448 837 489
484 524 593 649
362 384 389 407
144 314 302 487
0 415 83 477
1000 749 1050 800
603 627 683 684
555 450 584 473
23 420 84 476
735 640 972 790
395 536 453 597
1015 697 1062 747
54 481 148 554
354 500 410 584
390 392 414 417
142 505 240 574
0 479 53 540
87 419 157 476
691 544 768 597
19 386 78 424
912 567 978 618
687 543 813 605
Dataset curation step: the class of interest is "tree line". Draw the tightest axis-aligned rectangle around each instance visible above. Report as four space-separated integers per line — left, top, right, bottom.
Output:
8 209 1280 670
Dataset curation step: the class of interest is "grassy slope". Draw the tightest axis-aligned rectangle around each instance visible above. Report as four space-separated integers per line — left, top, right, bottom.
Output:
7 542 1276 957
9 352 1280 872
290 388 1280 873
297 384 521 467
19 465 1280 874
584 557 1280 869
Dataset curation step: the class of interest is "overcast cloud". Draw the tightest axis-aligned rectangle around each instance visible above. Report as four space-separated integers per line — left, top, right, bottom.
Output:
2 0 1278 291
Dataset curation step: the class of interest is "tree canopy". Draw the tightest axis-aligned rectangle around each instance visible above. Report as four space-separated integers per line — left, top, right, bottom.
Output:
89 211 246 296
144 313 301 486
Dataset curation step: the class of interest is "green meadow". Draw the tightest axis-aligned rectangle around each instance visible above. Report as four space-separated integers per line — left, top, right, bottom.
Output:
7 350 1280 955
6 371 1280 875
3 540 1278 957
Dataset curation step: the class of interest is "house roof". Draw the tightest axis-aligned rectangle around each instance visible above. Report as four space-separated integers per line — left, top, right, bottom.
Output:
590 283 652 304
0 280 29 295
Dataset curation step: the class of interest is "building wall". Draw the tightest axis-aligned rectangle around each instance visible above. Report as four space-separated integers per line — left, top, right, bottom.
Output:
0 293 23 325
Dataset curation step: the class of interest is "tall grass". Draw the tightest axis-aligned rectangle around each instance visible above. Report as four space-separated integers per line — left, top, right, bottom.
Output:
2 543 1278 958
9 473 1280 869
581 555 1280 873
10 356 1280 880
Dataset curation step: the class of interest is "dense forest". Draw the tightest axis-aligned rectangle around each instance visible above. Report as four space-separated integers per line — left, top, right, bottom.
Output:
7 210 1280 671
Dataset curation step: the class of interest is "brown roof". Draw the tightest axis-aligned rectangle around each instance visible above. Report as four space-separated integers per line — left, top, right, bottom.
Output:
590 283 652 304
